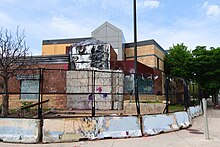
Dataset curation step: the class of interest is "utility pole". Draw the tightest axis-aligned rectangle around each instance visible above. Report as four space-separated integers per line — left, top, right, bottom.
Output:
133 0 140 116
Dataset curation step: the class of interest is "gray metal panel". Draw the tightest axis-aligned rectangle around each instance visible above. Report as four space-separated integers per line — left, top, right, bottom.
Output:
95 37 107 42
106 37 120 42
26 54 69 64
108 41 119 48
92 22 125 60
93 28 107 38
92 22 122 35
107 26 119 37
91 22 107 35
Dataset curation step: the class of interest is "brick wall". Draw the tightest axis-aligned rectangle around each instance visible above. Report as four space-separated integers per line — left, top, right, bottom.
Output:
0 94 67 110
0 63 68 110
125 43 166 99
42 94 66 109
125 45 155 57
124 94 165 102
125 44 166 71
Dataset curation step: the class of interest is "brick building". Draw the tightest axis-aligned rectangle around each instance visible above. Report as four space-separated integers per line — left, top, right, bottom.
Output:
42 22 168 105
1 42 122 111
124 40 167 99
0 56 69 110
1 22 168 111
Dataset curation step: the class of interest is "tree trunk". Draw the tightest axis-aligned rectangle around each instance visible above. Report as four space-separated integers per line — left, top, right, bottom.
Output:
1 78 9 117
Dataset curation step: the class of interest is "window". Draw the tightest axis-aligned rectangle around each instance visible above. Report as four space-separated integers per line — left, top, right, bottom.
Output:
157 58 160 69
20 80 39 100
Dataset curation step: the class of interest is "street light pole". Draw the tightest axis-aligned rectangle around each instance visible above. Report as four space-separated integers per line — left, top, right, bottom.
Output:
133 0 140 116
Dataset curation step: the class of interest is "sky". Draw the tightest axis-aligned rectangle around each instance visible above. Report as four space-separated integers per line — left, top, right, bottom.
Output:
0 0 220 55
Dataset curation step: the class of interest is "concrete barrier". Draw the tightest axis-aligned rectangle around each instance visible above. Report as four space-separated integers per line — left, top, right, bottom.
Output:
174 111 191 128
98 116 142 138
43 116 141 143
188 105 202 119
142 114 179 135
0 118 40 143
0 108 202 143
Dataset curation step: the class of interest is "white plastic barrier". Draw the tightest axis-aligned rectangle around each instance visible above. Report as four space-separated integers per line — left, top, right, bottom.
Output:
43 116 141 143
174 111 191 128
142 114 179 135
0 118 40 143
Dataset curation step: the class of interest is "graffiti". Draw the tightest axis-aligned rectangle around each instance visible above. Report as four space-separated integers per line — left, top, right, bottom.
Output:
80 117 105 139
96 86 102 93
66 70 124 110
103 93 108 98
88 94 93 101
71 39 111 70
43 116 142 142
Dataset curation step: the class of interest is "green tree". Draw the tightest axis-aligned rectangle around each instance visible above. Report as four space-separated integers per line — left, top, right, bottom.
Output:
192 46 220 98
165 43 220 102
164 43 193 81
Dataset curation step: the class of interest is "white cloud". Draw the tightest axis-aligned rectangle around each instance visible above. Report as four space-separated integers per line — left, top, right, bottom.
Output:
2 0 220 55
203 1 220 18
24 16 96 54
135 17 220 50
138 0 160 9
47 16 102 39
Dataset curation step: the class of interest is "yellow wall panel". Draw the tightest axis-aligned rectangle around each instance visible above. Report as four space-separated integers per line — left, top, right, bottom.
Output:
125 45 155 58
42 44 71 55
138 56 156 67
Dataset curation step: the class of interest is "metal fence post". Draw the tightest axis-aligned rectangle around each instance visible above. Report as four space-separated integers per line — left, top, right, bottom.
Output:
38 68 43 119
92 70 95 117
165 76 169 113
111 71 114 110
184 80 189 109
38 68 44 142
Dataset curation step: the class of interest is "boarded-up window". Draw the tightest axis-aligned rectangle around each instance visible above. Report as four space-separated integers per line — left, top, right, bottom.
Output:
124 74 154 94
20 80 39 100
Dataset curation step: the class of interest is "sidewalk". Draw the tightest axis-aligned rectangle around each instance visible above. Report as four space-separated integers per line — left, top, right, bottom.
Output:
1 106 220 147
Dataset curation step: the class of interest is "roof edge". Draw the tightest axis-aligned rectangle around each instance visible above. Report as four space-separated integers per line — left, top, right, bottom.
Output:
91 21 122 35
124 39 167 54
42 37 93 45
